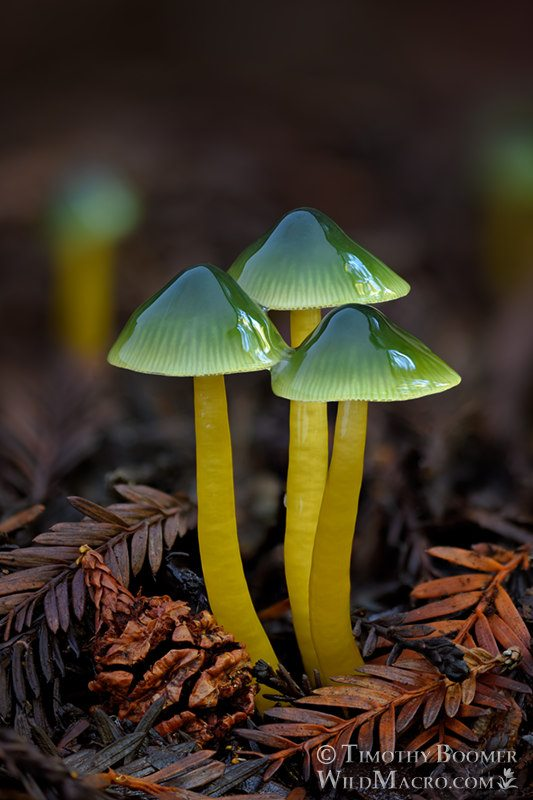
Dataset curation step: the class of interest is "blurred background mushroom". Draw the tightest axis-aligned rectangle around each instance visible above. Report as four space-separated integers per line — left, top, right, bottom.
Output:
1 0 533 673
47 167 141 362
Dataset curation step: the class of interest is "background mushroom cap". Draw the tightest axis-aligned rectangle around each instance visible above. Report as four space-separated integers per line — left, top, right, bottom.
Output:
271 304 461 402
108 264 287 376
48 168 142 246
228 208 410 310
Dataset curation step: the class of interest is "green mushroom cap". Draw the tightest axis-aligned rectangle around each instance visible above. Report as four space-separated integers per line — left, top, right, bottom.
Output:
271 304 461 402
48 169 141 246
108 264 287 377
228 208 410 310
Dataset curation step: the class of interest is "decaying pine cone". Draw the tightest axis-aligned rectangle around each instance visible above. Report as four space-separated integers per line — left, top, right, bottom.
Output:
80 548 257 745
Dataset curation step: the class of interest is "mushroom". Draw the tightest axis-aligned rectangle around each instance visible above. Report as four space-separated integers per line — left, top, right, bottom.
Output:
108 264 286 689
271 303 461 682
47 168 141 360
229 208 410 677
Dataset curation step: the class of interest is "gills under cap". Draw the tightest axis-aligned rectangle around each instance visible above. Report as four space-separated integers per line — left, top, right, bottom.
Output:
108 264 287 377
228 208 410 310
271 304 461 402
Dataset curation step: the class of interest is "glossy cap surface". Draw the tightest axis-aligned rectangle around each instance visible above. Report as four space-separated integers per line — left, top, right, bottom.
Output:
108 265 287 376
228 208 410 310
271 304 461 402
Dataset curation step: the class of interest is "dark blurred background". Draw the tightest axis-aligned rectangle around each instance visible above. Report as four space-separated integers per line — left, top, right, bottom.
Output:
1 1 533 619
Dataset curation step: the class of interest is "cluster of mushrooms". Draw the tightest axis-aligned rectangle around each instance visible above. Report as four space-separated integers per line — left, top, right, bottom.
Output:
108 208 461 709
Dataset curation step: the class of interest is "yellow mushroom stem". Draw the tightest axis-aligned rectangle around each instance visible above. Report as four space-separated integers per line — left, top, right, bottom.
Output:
310 399 368 683
53 240 114 360
193 373 277 710
284 308 329 679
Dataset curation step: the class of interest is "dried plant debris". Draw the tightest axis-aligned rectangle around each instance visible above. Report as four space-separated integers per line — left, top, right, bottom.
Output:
81 547 256 745
355 616 470 681
0 484 196 731
0 484 196 635
1 487 531 797
363 544 533 675
0 360 115 506
254 660 309 702
237 544 532 781
0 725 106 800
0 504 45 536
0 724 280 800
237 649 529 780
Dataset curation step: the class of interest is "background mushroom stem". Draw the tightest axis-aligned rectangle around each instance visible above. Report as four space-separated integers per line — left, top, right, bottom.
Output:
285 308 328 679
310 399 368 683
53 239 114 360
193 373 278 709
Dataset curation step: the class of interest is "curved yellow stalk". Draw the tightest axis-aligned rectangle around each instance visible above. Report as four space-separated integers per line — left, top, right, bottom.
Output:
193 374 277 709
310 400 368 683
53 241 114 360
284 309 329 679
